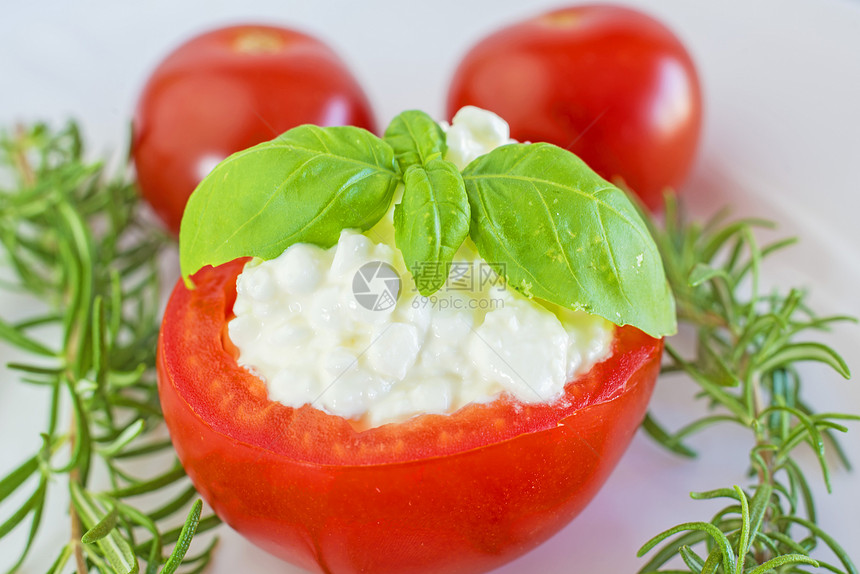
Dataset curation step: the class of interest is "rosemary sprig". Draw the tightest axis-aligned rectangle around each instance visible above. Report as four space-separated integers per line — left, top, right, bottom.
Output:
0 123 219 573
639 195 858 573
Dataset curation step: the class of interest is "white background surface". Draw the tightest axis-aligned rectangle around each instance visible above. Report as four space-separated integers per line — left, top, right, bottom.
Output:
2 0 859 572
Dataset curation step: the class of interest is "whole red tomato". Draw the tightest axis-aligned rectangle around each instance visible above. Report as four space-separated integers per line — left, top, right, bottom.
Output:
132 25 376 234
446 5 703 210
157 259 663 574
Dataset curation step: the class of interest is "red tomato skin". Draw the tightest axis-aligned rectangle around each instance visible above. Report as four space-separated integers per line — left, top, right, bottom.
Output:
446 4 703 210
132 25 376 234
157 259 662 574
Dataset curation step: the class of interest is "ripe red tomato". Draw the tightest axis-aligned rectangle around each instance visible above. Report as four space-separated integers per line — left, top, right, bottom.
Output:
157 259 663 574
446 5 703 210
132 25 376 234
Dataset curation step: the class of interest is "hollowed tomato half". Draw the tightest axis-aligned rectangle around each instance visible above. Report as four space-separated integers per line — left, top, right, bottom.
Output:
157 258 662 574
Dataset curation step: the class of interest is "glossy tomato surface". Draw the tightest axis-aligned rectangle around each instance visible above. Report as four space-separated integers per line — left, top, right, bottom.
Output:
132 25 376 234
447 4 703 210
157 259 663 574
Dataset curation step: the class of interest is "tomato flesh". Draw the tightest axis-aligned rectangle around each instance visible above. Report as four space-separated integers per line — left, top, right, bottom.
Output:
446 5 703 210
132 25 376 235
157 259 662 573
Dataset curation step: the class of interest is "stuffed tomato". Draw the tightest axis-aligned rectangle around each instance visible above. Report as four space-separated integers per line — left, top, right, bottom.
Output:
157 257 661 574
160 106 674 573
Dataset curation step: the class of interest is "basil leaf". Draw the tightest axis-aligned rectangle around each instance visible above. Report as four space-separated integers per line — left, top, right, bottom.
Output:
463 143 676 338
180 125 399 283
383 110 447 172
395 159 470 296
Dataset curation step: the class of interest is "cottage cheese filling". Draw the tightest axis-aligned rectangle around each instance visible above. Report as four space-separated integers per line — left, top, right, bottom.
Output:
227 107 615 427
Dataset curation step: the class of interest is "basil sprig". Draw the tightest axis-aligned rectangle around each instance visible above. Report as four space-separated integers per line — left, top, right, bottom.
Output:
179 112 676 337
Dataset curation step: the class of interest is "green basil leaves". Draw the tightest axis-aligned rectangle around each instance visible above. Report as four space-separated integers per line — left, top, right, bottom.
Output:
179 113 676 337
394 160 470 296
384 111 471 296
383 110 447 171
463 143 675 338
179 125 399 285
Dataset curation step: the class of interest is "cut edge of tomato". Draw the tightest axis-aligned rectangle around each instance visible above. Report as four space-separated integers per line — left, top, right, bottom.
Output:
158 258 663 468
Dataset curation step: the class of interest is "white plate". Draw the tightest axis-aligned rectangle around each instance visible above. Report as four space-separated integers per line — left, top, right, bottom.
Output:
2 0 859 571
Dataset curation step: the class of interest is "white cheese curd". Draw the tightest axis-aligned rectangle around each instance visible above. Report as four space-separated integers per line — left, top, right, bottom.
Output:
441 106 518 170
227 107 615 427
